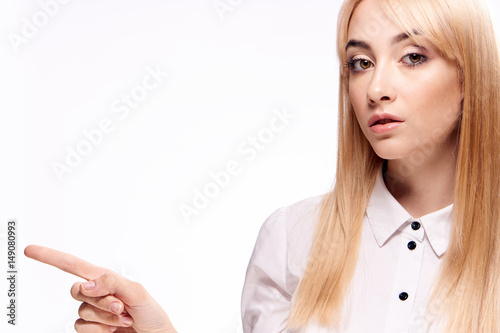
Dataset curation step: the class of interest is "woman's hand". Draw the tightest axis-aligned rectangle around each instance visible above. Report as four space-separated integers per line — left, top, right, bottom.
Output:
24 245 177 333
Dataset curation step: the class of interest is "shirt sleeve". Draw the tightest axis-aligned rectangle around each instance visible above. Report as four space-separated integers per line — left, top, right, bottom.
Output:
241 207 293 333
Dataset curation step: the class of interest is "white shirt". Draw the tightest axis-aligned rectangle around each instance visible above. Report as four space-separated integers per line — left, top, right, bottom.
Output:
241 167 453 333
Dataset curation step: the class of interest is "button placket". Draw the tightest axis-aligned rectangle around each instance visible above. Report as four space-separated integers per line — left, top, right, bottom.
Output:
383 228 425 332
407 221 421 251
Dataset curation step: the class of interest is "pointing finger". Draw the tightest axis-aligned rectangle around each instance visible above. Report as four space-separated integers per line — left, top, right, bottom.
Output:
24 245 107 281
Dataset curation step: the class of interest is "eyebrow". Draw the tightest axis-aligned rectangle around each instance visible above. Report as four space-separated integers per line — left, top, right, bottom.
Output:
392 32 412 45
345 32 415 51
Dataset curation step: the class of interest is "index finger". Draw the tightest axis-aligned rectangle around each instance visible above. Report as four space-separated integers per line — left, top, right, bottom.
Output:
25 245 107 281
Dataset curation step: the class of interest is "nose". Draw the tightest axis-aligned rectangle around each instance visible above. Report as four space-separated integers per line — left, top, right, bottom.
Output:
367 61 397 105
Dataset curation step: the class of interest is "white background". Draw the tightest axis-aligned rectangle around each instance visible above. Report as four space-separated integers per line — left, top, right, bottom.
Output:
0 1 498 332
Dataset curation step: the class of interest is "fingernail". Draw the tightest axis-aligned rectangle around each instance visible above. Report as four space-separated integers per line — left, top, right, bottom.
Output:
110 302 122 314
109 327 117 332
122 316 133 326
82 280 95 290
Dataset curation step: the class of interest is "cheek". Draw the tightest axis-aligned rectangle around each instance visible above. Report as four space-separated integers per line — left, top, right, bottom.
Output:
349 81 366 121
405 66 462 134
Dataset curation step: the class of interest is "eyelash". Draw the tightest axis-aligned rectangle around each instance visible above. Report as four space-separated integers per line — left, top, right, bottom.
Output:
344 53 429 74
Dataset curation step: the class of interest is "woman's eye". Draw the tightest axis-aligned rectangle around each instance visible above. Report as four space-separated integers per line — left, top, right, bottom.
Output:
347 58 373 72
359 60 372 69
409 54 421 62
402 53 427 66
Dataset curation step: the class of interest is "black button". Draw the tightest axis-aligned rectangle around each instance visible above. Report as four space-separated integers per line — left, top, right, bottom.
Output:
411 221 421 230
399 292 409 301
407 241 417 250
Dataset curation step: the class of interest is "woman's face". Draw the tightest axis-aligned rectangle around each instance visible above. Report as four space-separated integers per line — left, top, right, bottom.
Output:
347 0 463 161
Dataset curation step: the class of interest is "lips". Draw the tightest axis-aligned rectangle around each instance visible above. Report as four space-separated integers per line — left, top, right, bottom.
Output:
368 113 404 127
368 113 404 134
374 119 396 125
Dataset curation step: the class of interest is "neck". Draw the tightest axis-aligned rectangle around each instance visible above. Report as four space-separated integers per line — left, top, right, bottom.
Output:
383 137 458 219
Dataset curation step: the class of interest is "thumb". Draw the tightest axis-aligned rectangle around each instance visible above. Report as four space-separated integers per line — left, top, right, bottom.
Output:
80 272 150 306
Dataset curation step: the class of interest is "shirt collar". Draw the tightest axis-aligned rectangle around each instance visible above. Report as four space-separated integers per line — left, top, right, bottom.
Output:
366 166 453 257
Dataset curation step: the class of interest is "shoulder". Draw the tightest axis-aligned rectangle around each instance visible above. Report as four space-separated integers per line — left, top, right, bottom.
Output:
261 194 324 234
251 194 326 253
254 194 325 285
255 195 324 253
243 194 326 305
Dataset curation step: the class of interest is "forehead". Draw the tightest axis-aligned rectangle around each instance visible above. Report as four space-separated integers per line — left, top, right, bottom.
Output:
347 0 403 40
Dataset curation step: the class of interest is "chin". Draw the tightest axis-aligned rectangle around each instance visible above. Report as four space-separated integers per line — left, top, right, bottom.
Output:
369 142 410 161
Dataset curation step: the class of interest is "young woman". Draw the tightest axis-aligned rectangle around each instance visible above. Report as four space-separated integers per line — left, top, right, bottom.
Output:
25 0 500 332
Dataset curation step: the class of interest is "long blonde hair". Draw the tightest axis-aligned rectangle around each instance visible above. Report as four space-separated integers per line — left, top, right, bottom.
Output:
288 0 500 331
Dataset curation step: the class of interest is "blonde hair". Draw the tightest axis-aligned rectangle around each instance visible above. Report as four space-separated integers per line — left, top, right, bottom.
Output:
288 0 500 331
